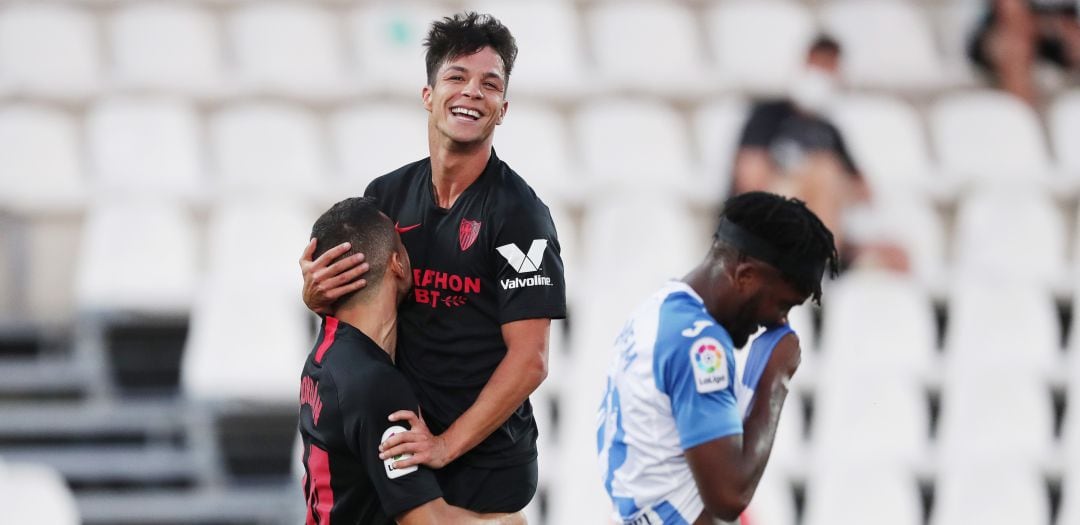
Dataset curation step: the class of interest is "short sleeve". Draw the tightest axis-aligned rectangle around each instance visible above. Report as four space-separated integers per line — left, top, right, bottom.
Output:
492 203 567 324
335 368 442 518
828 123 862 177
654 325 743 450
738 103 783 148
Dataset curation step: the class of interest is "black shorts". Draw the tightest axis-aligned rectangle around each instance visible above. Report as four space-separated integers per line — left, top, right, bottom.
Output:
434 458 538 513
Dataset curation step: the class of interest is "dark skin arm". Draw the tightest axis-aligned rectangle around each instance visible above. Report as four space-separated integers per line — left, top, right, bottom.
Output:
684 332 800 522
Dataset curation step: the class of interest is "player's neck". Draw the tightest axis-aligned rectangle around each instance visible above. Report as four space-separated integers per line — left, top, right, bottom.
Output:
334 286 400 362
683 265 730 324
428 136 491 209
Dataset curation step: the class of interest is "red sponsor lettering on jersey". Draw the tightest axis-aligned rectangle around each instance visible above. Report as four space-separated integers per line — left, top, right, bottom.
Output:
411 268 481 309
300 376 324 426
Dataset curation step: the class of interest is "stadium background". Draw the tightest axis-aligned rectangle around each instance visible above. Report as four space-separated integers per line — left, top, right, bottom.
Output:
0 0 1078 523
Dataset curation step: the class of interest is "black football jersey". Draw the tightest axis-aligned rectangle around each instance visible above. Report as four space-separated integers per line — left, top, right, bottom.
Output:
299 316 443 524
365 150 567 467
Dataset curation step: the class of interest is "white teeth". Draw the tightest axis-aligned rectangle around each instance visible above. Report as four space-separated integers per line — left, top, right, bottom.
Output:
451 107 481 119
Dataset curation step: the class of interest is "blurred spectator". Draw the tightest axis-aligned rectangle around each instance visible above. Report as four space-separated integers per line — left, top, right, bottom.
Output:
968 0 1080 106
730 35 908 272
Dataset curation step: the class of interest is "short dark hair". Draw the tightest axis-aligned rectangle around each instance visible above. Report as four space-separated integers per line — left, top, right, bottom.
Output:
715 192 839 304
310 197 396 307
808 34 841 56
424 12 518 87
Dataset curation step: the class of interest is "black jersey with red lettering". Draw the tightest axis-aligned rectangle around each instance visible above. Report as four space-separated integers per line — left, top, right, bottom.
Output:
299 316 442 524
364 150 567 468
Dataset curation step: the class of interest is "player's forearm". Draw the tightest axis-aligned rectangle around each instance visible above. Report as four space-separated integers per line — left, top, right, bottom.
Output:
729 348 797 505
442 342 547 461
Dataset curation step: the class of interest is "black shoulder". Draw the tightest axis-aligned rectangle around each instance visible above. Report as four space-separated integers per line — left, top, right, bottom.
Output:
490 160 552 218
365 157 430 198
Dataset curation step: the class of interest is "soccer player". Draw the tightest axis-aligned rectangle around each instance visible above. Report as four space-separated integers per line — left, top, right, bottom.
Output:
299 197 523 524
596 192 839 524
299 12 565 512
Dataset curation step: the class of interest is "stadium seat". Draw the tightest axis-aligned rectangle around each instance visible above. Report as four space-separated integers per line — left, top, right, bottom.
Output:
182 284 312 404
803 463 922 525
1050 90 1080 178
586 3 716 96
818 270 937 379
742 469 797 525
1059 462 1080 525
945 279 1060 378
75 201 198 315
86 98 204 200
0 104 85 212
952 187 1066 290
574 99 701 199
827 94 940 198
205 199 319 298
0 462 80 524
350 3 444 94
0 4 99 99
109 3 223 95
693 98 750 202
850 197 947 294
211 102 329 200
812 372 929 467
706 0 815 93
931 460 1051 525
329 103 429 196
938 369 1054 464
227 3 350 98
820 1 944 90
471 1 588 99
491 104 577 205
929 91 1055 187
932 2 986 88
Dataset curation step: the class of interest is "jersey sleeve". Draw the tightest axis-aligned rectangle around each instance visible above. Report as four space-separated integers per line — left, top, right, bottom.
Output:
334 367 443 518
654 324 743 450
492 203 567 324
738 102 783 148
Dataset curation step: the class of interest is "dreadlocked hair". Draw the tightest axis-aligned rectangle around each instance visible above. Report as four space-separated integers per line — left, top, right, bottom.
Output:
717 191 840 304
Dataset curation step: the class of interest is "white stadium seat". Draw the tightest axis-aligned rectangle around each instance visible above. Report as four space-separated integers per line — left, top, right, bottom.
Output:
0 462 80 525
812 372 929 467
707 0 815 93
0 104 85 212
109 3 223 95
351 3 444 94
228 3 349 98
819 270 937 378
827 94 938 197
182 284 312 404
330 103 430 196
1060 463 1080 525
471 1 587 98
742 469 797 525
932 460 1050 525
938 370 1054 464
586 3 715 96
952 187 1066 289
491 104 576 205
0 4 99 99
820 1 944 90
945 279 1060 378
693 98 750 201
930 91 1055 186
1050 90 1080 177
804 463 922 525
211 103 329 200
86 98 204 200
75 201 198 315
574 99 700 199
855 197 947 293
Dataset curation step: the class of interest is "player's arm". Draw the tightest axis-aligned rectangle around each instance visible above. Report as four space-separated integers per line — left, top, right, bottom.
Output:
684 331 800 521
397 500 526 525
380 319 549 468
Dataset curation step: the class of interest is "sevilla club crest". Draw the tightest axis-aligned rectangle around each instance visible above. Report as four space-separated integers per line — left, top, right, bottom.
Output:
459 219 482 251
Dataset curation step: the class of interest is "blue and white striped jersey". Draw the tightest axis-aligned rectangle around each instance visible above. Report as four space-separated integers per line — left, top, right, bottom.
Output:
596 280 793 525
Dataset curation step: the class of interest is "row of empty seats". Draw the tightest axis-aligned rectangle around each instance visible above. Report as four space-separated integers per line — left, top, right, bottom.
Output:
0 1 1009 100
4 89 1080 211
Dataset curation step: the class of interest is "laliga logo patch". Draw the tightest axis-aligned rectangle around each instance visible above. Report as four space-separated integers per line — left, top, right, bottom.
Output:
690 337 728 393
381 425 418 479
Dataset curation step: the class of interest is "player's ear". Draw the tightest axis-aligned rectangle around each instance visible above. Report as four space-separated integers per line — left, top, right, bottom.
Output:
733 260 763 294
496 99 508 125
422 85 433 112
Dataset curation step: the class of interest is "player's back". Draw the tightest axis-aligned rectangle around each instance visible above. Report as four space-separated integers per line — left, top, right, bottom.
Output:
596 281 742 524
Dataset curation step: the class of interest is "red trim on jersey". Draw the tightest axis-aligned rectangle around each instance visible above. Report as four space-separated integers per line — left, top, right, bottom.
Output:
305 443 334 524
314 317 338 364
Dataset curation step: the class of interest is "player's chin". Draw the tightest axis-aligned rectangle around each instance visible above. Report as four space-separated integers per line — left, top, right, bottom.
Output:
731 331 751 349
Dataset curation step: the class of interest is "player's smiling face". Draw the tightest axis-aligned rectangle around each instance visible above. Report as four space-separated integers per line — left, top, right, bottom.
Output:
423 47 508 147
